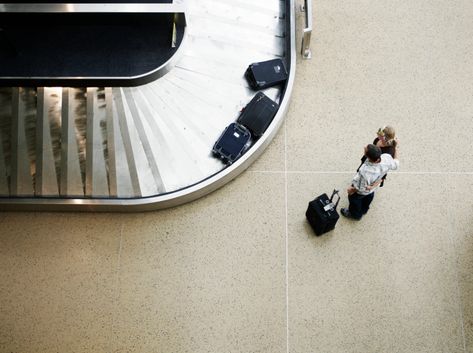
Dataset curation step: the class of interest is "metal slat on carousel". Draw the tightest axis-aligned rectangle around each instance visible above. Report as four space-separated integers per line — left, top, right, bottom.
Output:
0 0 296 211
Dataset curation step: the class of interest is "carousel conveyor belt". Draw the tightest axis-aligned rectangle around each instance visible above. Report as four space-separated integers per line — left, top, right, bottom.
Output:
0 0 295 211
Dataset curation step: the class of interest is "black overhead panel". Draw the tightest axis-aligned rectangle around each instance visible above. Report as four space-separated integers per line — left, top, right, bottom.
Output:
2 1 172 3
0 1 185 86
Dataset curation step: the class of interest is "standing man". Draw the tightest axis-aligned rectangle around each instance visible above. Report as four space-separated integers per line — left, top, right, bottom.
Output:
341 144 399 220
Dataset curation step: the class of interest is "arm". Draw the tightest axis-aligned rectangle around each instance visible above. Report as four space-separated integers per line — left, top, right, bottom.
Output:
347 185 357 195
348 171 369 195
347 172 361 195
365 178 383 191
384 147 399 171
392 146 400 170
351 166 382 194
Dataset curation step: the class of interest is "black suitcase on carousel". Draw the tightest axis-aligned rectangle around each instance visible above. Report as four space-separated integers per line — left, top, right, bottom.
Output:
212 122 251 165
306 190 340 236
237 92 278 137
245 58 288 90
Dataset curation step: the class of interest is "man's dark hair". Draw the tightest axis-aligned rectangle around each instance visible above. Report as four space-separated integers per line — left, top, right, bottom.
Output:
366 144 382 162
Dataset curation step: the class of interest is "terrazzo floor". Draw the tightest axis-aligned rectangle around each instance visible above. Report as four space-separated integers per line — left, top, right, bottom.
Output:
1 0 473 352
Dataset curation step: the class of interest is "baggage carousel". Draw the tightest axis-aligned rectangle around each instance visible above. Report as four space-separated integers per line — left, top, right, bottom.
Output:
0 0 296 211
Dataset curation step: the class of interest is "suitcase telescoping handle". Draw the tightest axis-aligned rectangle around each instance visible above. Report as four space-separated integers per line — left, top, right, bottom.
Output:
323 189 340 211
330 189 340 208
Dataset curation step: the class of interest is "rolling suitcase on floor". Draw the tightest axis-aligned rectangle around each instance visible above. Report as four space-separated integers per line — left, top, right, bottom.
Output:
212 122 251 165
245 58 288 90
306 190 340 236
237 92 278 137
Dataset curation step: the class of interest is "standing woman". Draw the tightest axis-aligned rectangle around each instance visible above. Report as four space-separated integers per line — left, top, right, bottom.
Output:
358 125 398 187
374 125 398 157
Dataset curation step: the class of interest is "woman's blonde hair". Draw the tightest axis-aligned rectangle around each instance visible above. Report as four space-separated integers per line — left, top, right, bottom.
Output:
377 125 397 147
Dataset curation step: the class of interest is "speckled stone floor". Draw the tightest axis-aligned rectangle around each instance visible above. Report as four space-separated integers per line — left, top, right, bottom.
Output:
1 0 473 352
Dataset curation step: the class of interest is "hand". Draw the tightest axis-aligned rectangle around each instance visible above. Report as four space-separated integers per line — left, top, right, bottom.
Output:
347 186 356 195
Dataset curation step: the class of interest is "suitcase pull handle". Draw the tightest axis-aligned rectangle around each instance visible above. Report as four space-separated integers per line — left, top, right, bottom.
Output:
329 189 340 209
322 190 340 212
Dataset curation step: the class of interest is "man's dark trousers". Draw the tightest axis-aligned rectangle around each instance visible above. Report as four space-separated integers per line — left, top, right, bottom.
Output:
348 192 375 219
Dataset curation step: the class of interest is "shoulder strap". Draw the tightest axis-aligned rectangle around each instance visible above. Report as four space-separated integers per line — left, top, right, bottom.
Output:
356 156 367 172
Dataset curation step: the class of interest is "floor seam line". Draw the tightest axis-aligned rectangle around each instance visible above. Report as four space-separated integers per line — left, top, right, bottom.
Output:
110 222 124 346
249 171 473 175
284 121 289 353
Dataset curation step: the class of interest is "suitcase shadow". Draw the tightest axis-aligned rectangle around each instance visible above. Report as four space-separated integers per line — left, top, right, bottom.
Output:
303 220 337 245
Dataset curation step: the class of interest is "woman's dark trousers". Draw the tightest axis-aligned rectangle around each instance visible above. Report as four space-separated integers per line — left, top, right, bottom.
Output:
348 192 375 219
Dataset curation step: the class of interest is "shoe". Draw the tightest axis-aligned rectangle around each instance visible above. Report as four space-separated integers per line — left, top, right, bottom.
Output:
340 208 351 218
341 207 361 221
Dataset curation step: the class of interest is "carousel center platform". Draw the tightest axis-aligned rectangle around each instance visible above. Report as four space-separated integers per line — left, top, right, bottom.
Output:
0 1 186 86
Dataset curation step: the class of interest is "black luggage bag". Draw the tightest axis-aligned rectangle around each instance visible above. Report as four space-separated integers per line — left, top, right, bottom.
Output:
212 122 251 165
306 190 340 236
237 92 278 137
245 58 288 90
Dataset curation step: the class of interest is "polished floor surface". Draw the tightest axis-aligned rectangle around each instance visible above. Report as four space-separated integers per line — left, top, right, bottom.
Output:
1 0 473 352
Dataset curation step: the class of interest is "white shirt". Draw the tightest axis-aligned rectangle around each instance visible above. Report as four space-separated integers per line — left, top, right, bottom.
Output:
352 154 399 195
